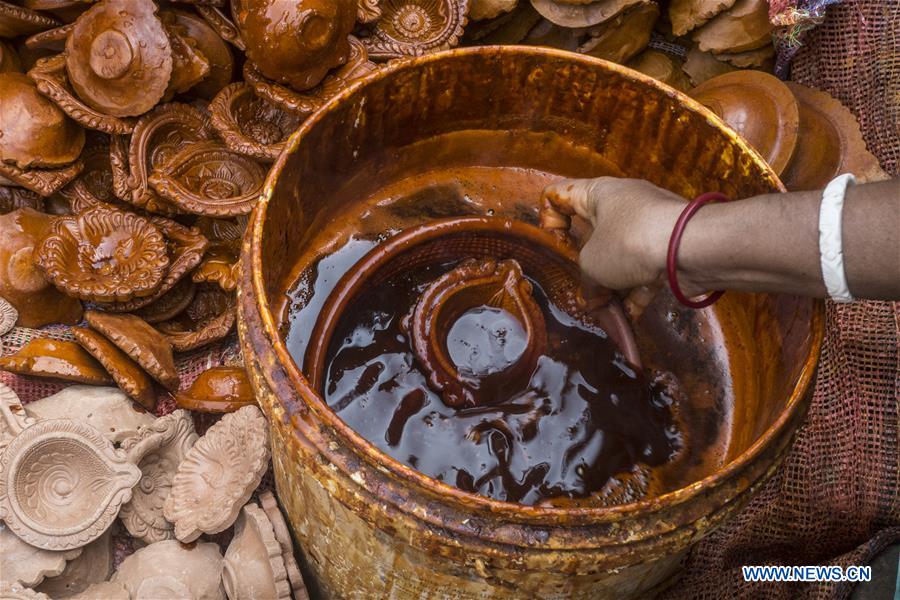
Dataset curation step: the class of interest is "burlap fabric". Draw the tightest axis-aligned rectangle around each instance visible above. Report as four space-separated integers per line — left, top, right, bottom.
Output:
1 1 897 596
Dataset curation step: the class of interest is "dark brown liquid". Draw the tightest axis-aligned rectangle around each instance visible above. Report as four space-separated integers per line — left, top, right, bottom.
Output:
321 261 682 505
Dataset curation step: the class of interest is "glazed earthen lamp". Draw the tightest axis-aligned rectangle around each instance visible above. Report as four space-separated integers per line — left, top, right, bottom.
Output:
306 217 642 406
234 0 357 92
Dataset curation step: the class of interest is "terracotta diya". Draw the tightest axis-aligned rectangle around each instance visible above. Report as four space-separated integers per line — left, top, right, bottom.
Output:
135 278 197 324
234 0 357 92
0 72 85 170
0 208 83 327
0 187 44 215
0 1 61 38
259 491 310 600
54 133 119 213
223 503 292 600
0 338 113 385
578 2 659 64
71 327 157 411
164 8 234 100
471 0 518 20
163 405 270 543
669 0 736 36
111 540 225 600
0 522 82 589
682 44 735 86
160 18 210 101
306 217 641 403
210 83 304 163
84 311 180 391
0 159 84 198
0 296 16 337
192 246 240 291
690 70 800 174
34 527 114 598
35 205 170 303
65 0 173 118
23 23 73 53
28 55 137 135
175 366 256 414
149 141 267 217
530 0 643 27
155 284 236 352
363 0 470 59
628 50 692 93
119 410 198 544
195 5 245 51
0 418 141 551
692 0 772 54
781 82 888 191
0 383 34 456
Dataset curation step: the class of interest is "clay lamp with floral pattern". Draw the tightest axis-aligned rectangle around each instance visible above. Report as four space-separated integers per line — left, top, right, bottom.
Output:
155 284 236 352
35 205 170 304
175 366 256 414
362 0 470 59
72 326 157 411
0 1 61 38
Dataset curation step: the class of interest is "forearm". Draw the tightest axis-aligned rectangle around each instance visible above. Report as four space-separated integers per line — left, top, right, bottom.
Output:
674 180 900 299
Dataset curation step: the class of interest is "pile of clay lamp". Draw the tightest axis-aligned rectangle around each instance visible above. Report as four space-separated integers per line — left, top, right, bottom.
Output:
0 0 888 598
464 0 887 188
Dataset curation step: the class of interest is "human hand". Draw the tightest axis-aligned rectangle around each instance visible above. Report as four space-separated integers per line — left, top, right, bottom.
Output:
541 177 688 300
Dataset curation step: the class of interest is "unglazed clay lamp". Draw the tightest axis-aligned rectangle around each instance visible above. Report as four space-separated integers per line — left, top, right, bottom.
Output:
234 0 357 92
363 0 470 59
0 296 16 337
0 522 82 589
35 527 114 598
530 0 643 27
175 366 256 414
690 70 800 175
111 540 225 600
404 258 547 408
163 405 270 543
0 418 141 551
0 72 85 170
258 491 310 600
223 503 292 600
306 217 642 400
65 0 173 118
35 205 170 303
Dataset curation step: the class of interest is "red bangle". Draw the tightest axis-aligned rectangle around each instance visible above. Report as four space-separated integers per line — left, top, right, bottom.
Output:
666 192 731 309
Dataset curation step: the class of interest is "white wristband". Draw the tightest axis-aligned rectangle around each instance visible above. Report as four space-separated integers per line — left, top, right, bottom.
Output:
818 173 856 303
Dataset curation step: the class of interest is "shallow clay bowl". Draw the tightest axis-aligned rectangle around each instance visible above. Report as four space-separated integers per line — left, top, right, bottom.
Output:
305 217 640 407
239 47 823 599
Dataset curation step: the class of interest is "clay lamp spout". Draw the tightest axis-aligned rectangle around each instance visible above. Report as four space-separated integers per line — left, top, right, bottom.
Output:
403 258 547 409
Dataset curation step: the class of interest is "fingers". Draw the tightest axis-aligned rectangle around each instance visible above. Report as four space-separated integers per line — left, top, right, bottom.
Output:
541 178 602 223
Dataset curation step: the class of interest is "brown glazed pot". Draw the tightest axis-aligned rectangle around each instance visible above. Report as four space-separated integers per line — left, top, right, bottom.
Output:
238 47 824 599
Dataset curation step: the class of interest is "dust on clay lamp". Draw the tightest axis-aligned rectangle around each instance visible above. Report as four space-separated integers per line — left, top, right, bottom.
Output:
65 0 173 118
362 0 470 59
234 0 357 92
780 82 888 192
0 522 82 589
175 366 256 414
149 140 267 218
0 1 60 38
111 539 225 600
155 284 236 352
163 405 270 543
0 296 16 336
118 410 198 544
210 83 304 163
123 102 217 215
0 418 141 551
577 2 659 64
306 217 641 405
530 0 644 28
34 205 170 303
690 70 800 175
34 527 114 598
0 73 85 170
691 0 772 53
0 339 113 385
104 215 209 313
259 491 310 600
27 54 137 136
243 36 378 118
71 326 157 411
84 310 180 391
23 385 155 444
223 503 292 600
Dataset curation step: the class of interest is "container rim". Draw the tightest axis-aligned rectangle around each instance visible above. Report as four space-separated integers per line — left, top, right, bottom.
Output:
247 45 824 523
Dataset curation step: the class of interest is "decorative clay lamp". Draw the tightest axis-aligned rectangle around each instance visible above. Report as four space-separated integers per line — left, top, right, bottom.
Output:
0 72 85 170
0 1 60 38
0 187 44 215
0 418 141 551
35 205 170 303
65 0 173 118
578 2 659 64
135 279 196 324
0 209 83 327
471 0 519 20
362 0 470 59
259 491 310 600
0 339 113 385
119 410 198 544
530 0 642 27
0 522 82 589
163 405 270 543
175 366 256 414
111 540 226 600
0 296 16 336
34 527 114 598
682 45 735 86
234 0 357 92
164 9 234 100
627 50 692 93
155 284 236 352
690 70 800 174
223 503 292 600
84 310 180 391
0 382 34 454
668 0 736 36
195 5 245 51
23 385 155 444
691 0 772 54
72 326 157 410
